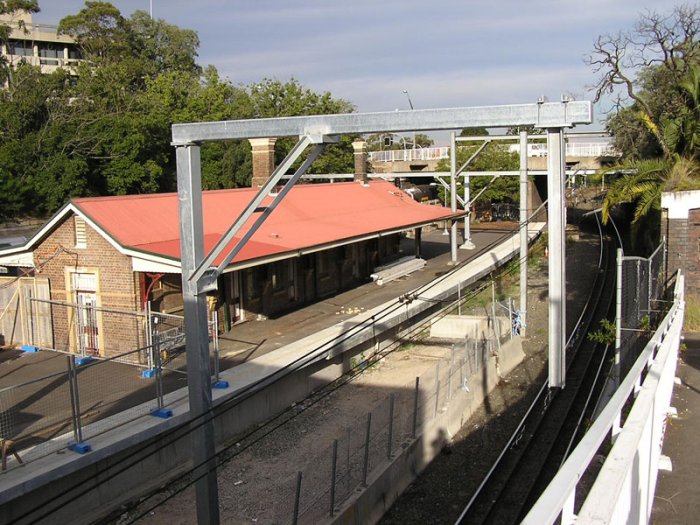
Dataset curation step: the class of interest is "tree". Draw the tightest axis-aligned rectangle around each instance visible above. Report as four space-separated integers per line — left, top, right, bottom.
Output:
591 5 700 248
435 142 519 209
129 10 201 77
460 127 489 137
0 3 357 220
587 4 700 159
663 63 700 157
58 1 135 63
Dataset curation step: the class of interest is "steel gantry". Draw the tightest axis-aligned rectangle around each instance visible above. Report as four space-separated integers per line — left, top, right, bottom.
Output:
171 99 592 523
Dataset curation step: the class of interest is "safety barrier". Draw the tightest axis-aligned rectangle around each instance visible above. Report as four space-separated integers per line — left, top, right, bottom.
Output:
0 311 220 468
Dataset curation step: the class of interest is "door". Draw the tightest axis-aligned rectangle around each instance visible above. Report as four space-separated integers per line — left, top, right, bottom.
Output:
72 272 100 356
228 271 244 325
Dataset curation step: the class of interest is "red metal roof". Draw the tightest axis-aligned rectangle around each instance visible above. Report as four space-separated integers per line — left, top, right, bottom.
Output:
72 181 459 266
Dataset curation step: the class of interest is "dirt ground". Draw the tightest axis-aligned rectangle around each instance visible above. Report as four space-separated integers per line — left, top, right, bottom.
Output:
118 228 601 525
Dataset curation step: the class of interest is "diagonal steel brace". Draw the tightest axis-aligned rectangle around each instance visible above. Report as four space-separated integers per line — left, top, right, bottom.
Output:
191 135 326 289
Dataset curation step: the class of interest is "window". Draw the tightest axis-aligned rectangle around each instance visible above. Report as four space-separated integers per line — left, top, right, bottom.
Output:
74 216 87 249
67 45 82 60
38 43 61 65
7 40 33 57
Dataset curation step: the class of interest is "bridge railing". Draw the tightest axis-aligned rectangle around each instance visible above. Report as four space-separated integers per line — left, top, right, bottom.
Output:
368 143 618 163
367 146 450 163
522 271 684 525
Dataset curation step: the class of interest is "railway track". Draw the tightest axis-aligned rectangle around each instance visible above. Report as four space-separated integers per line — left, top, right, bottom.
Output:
455 227 616 525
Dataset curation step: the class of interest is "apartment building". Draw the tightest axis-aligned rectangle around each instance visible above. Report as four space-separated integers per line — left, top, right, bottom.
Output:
0 11 81 75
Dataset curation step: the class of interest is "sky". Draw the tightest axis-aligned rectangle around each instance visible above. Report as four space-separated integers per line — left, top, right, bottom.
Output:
35 0 678 137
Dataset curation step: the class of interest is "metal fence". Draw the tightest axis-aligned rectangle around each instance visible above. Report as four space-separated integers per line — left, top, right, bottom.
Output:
0 311 220 469
617 242 666 381
522 271 683 525
269 331 499 524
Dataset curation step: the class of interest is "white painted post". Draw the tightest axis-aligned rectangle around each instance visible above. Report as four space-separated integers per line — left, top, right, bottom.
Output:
449 132 458 264
519 131 528 336
547 127 566 389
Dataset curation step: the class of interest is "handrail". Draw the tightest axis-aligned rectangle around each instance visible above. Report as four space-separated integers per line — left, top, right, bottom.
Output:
522 271 684 525
367 142 619 163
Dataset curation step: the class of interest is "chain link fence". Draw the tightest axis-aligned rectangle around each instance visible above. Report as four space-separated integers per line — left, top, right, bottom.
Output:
618 242 666 380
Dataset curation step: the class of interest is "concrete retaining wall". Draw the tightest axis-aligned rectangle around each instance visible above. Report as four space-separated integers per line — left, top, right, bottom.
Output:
331 337 525 525
430 314 509 340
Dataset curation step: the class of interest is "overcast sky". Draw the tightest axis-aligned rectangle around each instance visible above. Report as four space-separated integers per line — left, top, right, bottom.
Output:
36 1 677 135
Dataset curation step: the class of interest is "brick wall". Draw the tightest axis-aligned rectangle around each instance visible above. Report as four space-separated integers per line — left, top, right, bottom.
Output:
663 209 700 304
249 138 276 187
150 274 184 314
33 213 143 357
687 209 700 301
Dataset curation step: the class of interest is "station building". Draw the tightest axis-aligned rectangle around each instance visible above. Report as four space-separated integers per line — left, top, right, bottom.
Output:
0 142 461 357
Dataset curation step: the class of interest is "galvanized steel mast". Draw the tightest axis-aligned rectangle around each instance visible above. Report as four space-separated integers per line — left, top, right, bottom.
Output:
172 100 591 522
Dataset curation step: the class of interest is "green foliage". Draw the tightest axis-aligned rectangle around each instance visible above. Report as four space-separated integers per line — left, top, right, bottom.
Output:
601 156 700 248
58 1 134 62
684 296 700 332
434 143 519 206
588 319 616 346
0 2 353 220
459 127 488 137
639 315 652 332
594 5 700 235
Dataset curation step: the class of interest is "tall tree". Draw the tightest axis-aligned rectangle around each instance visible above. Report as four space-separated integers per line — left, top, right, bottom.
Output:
592 5 700 251
129 10 201 77
0 3 356 219
587 4 700 159
58 1 134 63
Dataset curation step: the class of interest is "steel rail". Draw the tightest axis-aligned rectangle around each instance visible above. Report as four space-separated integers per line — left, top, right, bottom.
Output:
454 222 610 524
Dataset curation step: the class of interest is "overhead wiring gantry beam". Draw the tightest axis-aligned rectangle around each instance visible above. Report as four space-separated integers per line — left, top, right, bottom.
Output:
172 101 592 144
172 99 593 524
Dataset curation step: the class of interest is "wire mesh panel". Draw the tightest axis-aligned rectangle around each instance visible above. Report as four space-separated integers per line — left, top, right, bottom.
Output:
293 438 340 524
619 243 667 379
418 363 439 432
0 344 194 468
366 397 392 481
31 299 148 364
0 363 72 463
271 470 301 524
395 377 420 446
333 427 366 512
648 243 665 315
75 350 186 443
0 277 51 348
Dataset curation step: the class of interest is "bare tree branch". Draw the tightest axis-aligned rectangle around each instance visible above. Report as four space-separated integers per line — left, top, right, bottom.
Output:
586 4 700 158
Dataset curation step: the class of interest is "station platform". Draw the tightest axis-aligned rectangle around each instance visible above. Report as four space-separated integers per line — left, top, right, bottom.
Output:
651 333 700 525
215 226 520 367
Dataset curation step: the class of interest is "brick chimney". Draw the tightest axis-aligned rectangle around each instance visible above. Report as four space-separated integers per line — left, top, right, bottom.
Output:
352 139 368 184
249 138 277 187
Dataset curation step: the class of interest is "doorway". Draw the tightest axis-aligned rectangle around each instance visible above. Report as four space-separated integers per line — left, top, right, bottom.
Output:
71 271 101 356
